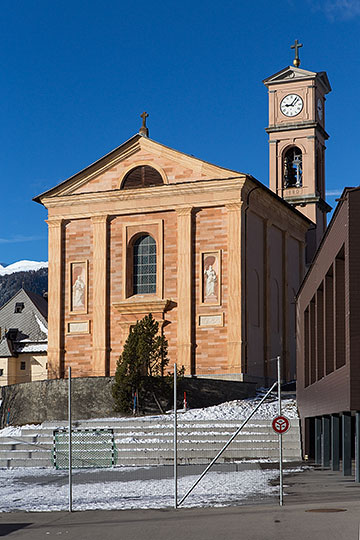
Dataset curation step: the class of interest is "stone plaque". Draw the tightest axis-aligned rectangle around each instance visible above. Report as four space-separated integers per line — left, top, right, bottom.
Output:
67 321 89 334
199 314 223 327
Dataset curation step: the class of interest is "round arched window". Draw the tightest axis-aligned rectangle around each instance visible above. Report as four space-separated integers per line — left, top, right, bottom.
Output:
283 147 302 188
122 166 164 189
133 235 156 294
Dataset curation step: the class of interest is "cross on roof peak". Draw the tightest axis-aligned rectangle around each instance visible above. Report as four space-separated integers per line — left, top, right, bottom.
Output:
291 39 303 68
139 111 149 137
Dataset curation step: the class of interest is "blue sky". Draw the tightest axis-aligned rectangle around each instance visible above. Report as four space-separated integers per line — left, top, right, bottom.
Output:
1 0 359 263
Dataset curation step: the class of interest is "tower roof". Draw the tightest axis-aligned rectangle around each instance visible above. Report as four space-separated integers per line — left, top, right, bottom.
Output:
263 66 331 94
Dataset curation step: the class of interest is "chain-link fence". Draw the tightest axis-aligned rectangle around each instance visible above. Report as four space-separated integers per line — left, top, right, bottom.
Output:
0 359 303 512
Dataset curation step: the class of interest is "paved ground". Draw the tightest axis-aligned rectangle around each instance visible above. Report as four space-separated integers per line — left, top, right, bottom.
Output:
1 466 360 539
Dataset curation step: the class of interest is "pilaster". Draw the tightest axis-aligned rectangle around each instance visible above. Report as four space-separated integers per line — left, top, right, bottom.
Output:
176 207 193 374
46 219 63 378
263 219 272 379
92 215 108 376
226 203 243 373
282 231 289 380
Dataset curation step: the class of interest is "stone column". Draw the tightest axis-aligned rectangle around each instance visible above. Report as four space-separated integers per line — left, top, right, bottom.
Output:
92 215 108 377
322 415 330 468
342 412 352 476
226 203 243 374
46 219 63 379
176 207 193 375
331 414 340 471
315 416 322 465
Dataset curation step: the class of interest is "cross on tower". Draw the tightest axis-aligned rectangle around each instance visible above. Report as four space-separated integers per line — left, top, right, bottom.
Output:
139 111 149 137
291 39 303 68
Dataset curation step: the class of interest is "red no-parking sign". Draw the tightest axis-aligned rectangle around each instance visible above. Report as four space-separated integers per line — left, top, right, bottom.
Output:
272 415 290 434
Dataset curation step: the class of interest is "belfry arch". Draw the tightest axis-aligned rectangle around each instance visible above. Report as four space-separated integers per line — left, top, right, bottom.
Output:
283 146 303 188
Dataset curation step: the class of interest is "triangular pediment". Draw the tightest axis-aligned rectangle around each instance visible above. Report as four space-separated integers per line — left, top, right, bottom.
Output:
263 66 331 93
34 134 244 202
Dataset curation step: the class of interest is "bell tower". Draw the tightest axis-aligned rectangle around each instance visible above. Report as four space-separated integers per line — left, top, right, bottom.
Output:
263 41 331 261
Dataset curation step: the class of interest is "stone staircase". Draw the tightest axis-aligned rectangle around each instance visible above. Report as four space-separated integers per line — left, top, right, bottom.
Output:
0 415 302 468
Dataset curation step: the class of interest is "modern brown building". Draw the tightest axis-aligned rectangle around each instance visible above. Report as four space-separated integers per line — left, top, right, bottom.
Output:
297 187 360 474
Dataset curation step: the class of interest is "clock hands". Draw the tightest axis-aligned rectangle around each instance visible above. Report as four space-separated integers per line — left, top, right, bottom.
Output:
282 97 299 108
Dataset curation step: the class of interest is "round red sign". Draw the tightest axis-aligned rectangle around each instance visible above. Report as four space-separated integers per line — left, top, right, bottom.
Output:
272 415 290 434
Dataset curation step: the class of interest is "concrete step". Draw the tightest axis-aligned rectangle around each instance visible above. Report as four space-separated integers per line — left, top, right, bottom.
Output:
42 418 297 428
0 456 53 467
0 416 301 468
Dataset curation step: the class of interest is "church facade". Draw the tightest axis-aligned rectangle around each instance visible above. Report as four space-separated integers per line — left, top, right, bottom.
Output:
35 59 330 385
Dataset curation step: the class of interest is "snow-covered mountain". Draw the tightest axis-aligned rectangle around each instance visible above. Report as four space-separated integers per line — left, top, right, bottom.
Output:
0 260 48 276
0 263 48 307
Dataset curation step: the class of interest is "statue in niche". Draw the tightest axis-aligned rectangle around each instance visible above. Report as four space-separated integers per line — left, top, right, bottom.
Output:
71 263 86 311
73 275 85 308
204 265 217 298
202 252 220 304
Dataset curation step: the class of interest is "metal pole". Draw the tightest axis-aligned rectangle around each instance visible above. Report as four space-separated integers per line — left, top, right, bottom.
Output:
356 412 360 483
277 355 283 507
68 366 72 513
178 380 278 506
174 363 177 509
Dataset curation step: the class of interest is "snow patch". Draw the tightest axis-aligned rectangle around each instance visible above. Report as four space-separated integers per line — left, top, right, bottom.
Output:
0 260 48 276
35 315 48 336
179 397 298 421
0 465 305 512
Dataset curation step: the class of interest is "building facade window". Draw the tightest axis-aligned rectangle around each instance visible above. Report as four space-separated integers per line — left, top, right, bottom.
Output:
283 146 302 188
133 235 156 295
122 165 164 189
20 361 26 370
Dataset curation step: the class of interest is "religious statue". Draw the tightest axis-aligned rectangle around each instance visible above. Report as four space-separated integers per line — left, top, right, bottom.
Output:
73 274 85 309
204 265 217 298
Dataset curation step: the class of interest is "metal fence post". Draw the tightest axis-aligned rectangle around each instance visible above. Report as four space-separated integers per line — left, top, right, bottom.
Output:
277 355 283 507
174 363 177 509
68 366 72 512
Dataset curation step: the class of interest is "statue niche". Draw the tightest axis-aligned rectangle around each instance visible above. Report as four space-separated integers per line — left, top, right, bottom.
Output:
283 147 302 188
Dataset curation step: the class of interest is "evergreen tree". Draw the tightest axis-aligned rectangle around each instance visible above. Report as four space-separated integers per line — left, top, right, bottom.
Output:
112 313 169 414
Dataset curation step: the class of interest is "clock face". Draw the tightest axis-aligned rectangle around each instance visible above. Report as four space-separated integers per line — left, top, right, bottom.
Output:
317 98 323 120
280 94 303 117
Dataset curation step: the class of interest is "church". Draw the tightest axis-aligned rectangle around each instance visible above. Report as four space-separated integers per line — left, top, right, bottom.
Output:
34 47 330 385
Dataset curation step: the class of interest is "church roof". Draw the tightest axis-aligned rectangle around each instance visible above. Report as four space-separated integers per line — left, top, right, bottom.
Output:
32 131 311 227
33 134 245 203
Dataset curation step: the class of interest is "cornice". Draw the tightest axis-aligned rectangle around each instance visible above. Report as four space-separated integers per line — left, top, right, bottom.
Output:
284 195 332 213
266 121 329 140
46 219 63 228
113 298 171 315
42 177 246 209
